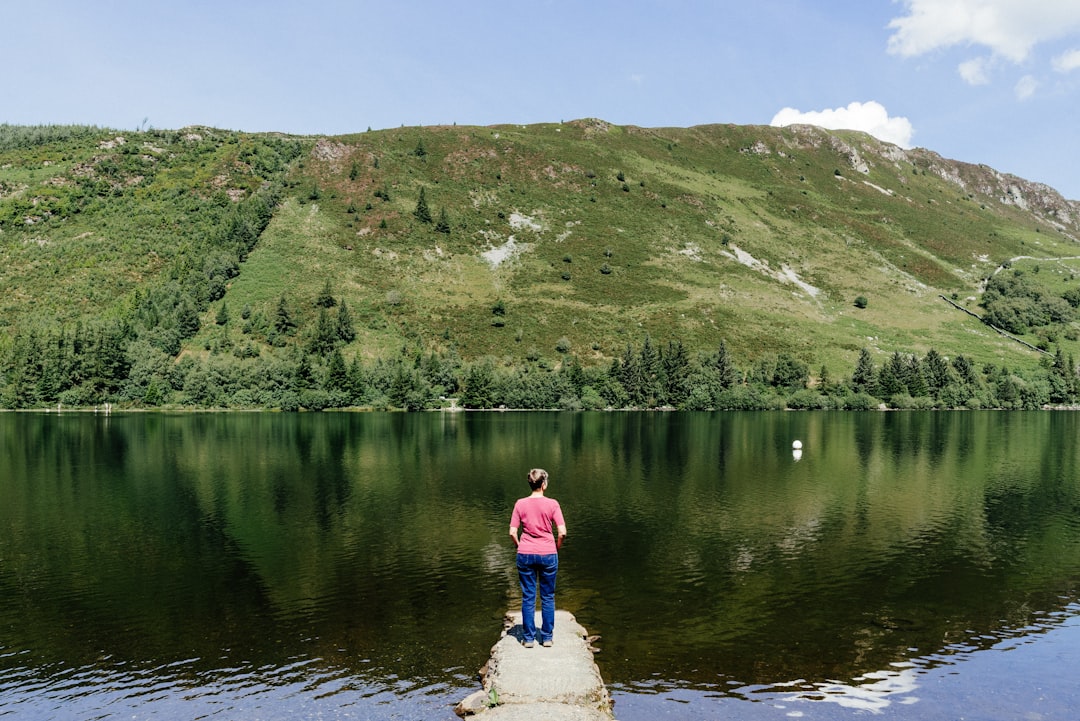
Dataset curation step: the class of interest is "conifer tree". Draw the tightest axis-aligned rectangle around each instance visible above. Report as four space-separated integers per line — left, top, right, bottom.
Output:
462 361 495 409
818 365 832 394
618 343 644 406
904 354 928 397
1069 353 1078 400
1049 347 1073 404
325 348 349 392
637 335 661 405
435 207 451 234
176 299 201 339
336 299 356 343
877 352 908 398
852 348 876 393
952 354 978 386
295 351 315 389
347 356 366 401
661 339 691 407
921 348 951 396
316 280 337 308
274 295 296 336
309 307 338 357
414 187 432 223
714 339 739 390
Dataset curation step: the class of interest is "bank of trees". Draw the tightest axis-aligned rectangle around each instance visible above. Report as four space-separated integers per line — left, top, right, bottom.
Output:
2 314 1075 410
981 268 1079 345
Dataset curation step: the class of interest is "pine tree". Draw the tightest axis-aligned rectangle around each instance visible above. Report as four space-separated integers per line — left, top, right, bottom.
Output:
1069 353 1078 400
952 354 978 386
435 207 451 233
336 299 357 343
294 352 315 389
176 299 200 339
215 302 229 326
852 348 876 393
904 354 928 397
274 295 296 335
618 343 644 406
661 339 691 407
715 339 739 389
462 361 495 409
347 356 366 402
877 352 908 398
561 354 586 395
414 187 432 223
922 348 951 396
1049 347 1072 404
818 365 832 395
309 307 338 357
638 335 661 405
315 280 337 308
325 349 349 392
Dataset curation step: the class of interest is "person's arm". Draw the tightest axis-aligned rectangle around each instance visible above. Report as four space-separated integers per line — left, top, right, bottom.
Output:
556 524 567 550
509 501 522 548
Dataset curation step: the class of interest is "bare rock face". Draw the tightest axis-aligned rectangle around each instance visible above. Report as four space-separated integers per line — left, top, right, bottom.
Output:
890 146 1080 237
310 138 349 166
774 123 1080 237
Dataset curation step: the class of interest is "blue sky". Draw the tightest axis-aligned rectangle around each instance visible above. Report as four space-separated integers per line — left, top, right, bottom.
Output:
4 0 1080 199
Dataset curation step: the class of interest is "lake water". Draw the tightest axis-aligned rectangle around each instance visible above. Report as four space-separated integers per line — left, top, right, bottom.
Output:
1 411 1079 720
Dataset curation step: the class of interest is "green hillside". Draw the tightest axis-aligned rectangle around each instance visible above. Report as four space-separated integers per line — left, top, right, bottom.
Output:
2 120 1079 410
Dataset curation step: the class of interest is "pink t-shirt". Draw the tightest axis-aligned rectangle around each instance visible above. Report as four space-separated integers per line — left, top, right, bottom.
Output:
511 496 565 555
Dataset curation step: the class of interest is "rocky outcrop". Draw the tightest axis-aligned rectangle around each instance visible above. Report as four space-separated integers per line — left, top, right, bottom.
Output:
773 123 1079 237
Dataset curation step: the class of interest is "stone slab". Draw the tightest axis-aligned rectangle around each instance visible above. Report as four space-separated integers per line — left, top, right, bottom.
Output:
456 610 614 720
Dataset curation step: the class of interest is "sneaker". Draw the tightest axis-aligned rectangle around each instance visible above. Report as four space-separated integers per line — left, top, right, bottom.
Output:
542 640 553 647
522 640 535 648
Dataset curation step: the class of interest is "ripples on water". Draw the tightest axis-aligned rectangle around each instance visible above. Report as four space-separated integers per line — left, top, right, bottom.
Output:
0 650 469 719
610 604 1080 721
3 411 1080 720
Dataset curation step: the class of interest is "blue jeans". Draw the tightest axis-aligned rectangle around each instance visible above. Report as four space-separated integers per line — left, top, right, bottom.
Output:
517 553 558 643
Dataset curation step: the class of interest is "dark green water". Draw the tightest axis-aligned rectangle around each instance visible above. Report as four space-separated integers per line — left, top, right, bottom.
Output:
1 411 1079 720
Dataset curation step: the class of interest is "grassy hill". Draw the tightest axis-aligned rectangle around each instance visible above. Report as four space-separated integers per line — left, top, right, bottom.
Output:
2 119 1080 408
232 119 1080 369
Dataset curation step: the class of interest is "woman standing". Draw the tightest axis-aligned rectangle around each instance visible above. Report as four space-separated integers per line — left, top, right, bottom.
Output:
509 468 567 647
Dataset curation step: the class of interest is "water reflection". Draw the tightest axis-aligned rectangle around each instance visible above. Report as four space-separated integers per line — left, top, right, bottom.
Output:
1 412 1079 720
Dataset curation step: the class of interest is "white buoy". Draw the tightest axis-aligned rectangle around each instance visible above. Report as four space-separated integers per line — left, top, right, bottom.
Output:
792 440 803 450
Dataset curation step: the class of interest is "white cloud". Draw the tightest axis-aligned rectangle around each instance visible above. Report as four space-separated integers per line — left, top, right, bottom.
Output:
770 101 914 148
888 0 1080 63
888 0 1080 89
1053 48 1080 72
958 57 991 84
1015 74 1039 99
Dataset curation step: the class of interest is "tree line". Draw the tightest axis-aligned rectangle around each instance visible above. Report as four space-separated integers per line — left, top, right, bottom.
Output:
2 313 1075 410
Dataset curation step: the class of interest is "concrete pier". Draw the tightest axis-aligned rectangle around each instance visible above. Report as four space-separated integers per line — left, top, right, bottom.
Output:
456 609 614 720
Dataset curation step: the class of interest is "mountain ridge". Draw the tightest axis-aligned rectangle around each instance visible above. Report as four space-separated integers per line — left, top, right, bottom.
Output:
2 119 1080 409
